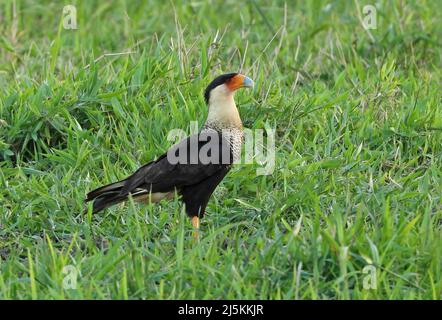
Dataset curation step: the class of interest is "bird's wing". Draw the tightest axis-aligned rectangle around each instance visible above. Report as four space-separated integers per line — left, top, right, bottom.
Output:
119 131 232 196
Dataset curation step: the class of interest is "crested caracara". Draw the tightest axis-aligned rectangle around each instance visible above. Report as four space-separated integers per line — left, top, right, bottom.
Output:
85 73 253 236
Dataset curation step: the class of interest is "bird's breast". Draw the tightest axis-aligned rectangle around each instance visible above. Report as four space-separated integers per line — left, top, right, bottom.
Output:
203 124 244 163
222 127 243 163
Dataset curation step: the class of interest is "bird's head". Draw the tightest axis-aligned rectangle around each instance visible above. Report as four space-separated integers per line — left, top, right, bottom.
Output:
203 73 253 129
204 73 254 105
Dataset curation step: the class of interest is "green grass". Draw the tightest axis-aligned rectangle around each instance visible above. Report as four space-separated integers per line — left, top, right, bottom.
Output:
0 0 441 299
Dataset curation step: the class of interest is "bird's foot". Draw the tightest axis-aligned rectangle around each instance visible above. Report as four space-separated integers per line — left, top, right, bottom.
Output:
191 216 200 240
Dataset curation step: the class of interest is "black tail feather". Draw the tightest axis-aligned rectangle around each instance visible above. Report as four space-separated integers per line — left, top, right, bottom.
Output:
85 180 127 213
89 192 127 213
85 180 126 202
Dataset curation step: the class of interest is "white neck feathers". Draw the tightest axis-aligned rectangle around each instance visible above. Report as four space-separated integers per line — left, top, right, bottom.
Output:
205 84 242 129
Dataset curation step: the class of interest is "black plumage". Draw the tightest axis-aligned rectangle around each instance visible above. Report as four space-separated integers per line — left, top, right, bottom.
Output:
85 131 233 218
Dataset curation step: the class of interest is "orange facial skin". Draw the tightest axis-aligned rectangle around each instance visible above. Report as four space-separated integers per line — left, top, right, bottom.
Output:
226 74 247 91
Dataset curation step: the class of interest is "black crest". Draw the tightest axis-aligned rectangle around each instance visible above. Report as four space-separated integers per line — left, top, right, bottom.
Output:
204 73 238 104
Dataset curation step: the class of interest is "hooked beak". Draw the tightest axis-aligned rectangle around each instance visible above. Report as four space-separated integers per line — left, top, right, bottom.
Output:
242 76 254 88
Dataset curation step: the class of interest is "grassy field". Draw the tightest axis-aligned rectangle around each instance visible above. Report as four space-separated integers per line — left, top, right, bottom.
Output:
0 0 441 299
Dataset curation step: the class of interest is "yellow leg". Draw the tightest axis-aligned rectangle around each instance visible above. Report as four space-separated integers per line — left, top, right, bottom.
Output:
191 216 200 239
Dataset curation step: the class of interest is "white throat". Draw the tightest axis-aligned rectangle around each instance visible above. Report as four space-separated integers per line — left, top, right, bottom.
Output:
205 84 242 129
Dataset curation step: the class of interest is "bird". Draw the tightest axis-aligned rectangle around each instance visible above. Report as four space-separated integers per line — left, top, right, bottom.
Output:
85 73 254 237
